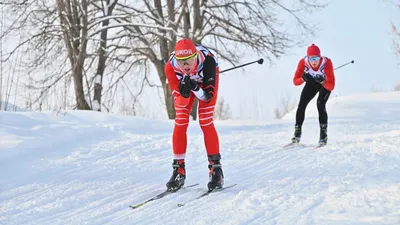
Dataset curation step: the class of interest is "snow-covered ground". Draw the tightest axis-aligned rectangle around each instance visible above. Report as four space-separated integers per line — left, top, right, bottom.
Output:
1 92 399 225
0 101 26 112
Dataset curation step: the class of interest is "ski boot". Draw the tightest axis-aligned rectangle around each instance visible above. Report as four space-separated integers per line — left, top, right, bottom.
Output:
291 125 302 143
319 124 328 145
166 159 185 191
207 154 224 191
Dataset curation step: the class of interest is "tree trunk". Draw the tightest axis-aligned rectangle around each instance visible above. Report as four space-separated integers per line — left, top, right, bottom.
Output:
93 0 117 111
57 0 90 110
154 59 175 119
73 63 90 110
163 80 175 119
183 2 190 37
154 0 176 119
93 27 107 111
191 99 198 120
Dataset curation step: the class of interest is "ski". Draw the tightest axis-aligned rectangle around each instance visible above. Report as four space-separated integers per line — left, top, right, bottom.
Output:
283 142 297 148
177 184 238 207
129 183 199 209
314 143 326 149
282 142 308 149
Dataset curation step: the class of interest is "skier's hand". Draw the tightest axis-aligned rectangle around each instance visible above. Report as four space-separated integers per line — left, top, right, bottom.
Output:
314 74 325 84
302 73 313 82
179 76 192 98
188 79 200 91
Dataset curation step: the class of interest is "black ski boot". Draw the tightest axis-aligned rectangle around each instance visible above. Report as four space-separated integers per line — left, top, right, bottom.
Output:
166 159 185 191
291 125 302 143
319 124 328 145
207 154 224 191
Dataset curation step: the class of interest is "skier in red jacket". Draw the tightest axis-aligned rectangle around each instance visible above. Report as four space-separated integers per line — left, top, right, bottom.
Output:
164 38 223 191
292 43 336 145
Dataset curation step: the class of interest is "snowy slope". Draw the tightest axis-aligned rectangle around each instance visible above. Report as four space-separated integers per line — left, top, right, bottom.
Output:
0 101 26 112
1 92 400 225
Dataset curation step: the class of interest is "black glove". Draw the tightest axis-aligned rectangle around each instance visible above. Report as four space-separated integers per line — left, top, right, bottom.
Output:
188 78 200 91
179 76 191 98
179 76 200 98
314 74 325 83
302 72 322 89
302 73 313 82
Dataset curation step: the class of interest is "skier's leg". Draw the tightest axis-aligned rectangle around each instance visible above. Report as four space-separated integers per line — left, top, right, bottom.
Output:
292 82 319 142
172 95 196 159
317 87 331 144
198 73 220 157
198 74 223 190
166 94 196 190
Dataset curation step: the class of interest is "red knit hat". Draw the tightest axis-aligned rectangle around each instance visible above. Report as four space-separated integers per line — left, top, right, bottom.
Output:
174 39 197 60
307 44 321 57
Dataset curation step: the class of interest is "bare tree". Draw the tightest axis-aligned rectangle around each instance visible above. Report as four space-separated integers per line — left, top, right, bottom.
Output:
1 0 154 112
91 0 118 111
386 0 400 57
56 0 92 109
393 83 400 91
274 93 296 119
214 97 232 120
387 1 400 91
393 24 400 57
1 0 89 110
0 0 28 6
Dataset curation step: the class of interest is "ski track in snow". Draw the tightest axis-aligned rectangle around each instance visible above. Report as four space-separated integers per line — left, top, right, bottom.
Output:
1 92 400 225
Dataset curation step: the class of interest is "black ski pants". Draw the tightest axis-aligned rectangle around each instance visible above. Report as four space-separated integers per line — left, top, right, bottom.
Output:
295 82 331 127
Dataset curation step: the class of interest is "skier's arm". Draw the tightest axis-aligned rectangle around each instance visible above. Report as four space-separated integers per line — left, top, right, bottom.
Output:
192 56 216 102
323 59 335 91
164 61 180 98
165 60 191 107
293 58 306 86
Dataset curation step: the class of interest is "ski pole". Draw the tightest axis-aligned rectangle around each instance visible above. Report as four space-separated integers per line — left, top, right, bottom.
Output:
334 60 354 71
219 58 264 74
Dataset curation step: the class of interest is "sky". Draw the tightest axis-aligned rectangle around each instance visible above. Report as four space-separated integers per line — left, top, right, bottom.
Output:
216 0 400 120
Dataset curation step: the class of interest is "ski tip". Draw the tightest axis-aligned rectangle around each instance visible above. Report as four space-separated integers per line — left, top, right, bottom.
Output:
283 142 304 148
314 144 326 149
283 143 296 148
186 183 200 188
208 183 238 192
129 204 142 209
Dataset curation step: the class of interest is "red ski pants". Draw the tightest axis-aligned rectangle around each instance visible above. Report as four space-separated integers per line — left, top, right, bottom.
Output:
172 78 220 159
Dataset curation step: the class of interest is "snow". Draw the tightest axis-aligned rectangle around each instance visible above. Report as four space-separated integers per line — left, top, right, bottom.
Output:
0 101 26 112
1 92 400 224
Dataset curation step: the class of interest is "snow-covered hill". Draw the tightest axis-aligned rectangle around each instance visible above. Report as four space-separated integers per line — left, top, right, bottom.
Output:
1 92 399 225
0 101 26 112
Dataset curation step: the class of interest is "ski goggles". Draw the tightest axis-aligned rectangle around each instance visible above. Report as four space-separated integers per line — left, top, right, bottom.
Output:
309 56 321 62
175 52 198 67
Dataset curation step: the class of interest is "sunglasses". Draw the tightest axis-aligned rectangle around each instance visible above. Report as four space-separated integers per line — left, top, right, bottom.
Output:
176 53 197 67
309 56 321 62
